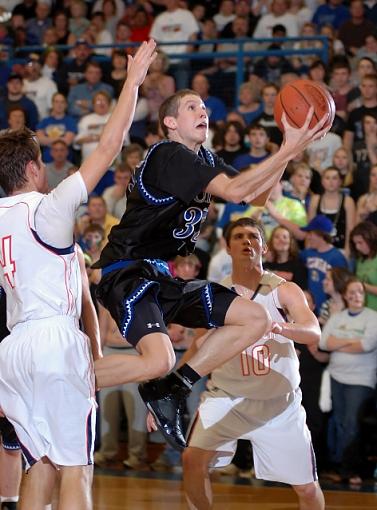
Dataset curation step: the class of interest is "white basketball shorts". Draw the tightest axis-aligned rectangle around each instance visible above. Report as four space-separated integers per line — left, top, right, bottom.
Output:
0 316 96 469
187 387 317 486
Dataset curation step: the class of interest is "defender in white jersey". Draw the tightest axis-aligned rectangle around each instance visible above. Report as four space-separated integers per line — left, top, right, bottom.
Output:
181 218 325 509
0 40 157 510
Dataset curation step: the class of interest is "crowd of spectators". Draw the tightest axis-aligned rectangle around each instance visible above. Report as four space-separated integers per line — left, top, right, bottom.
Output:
0 0 377 490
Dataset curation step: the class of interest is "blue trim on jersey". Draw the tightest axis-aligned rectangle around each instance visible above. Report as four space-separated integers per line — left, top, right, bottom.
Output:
199 146 215 167
121 280 157 338
201 284 216 328
3 440 21 451
144 258 171 276
31 229 75 255
102 259 133 276
102 258 171 277
137 141 175 205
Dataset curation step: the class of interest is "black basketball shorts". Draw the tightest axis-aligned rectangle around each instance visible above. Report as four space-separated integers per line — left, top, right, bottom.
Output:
96 260 238 346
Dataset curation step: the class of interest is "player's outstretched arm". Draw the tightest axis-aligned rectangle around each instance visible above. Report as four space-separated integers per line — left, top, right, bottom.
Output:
205 108 329 205
79 40 156 194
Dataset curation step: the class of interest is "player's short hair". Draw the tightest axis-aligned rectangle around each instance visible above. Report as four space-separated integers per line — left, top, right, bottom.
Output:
0 128 40 195
224 217 266 246
159 89 201 137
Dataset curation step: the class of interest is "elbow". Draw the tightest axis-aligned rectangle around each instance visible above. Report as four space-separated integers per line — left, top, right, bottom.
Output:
223 185 245 204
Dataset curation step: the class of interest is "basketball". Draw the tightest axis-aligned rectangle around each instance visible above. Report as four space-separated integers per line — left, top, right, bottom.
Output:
274 79 336 133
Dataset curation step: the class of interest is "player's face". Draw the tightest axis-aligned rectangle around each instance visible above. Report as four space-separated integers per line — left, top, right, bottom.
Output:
172 95 208 150
352 234 370 256
227 225 266 264
343 281 365 311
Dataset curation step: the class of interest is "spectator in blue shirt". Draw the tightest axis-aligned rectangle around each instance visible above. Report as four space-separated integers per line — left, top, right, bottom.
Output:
233 123 271 171
299 215 349 313
36 92 77 163
0 73 39 130
191 72 228 124
67 60 114 119
312 0 350 30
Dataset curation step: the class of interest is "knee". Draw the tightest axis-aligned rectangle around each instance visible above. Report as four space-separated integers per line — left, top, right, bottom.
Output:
144 351 176 379
248 302 271 333
293 482 321 502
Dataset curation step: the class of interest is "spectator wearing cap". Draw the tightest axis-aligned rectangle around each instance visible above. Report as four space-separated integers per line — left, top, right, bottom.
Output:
0 73 39 129
25 0 52 45
55 38 93 95
299 215 349 313
23 52 57 118
67 60 114 119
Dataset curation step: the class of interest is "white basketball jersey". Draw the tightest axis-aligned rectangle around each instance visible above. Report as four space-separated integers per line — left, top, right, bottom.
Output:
210 272 300 399
0 192 82 330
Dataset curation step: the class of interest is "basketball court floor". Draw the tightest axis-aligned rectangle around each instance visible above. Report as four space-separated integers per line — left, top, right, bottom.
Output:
92 467 377 509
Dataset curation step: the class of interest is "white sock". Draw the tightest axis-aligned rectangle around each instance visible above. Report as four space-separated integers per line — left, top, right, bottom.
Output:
0 496 19 502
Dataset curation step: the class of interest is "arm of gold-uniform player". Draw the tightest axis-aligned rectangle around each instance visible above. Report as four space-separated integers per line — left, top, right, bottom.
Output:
272 281 321 346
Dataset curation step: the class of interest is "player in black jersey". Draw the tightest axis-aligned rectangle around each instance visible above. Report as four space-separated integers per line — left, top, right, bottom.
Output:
93 89 329 450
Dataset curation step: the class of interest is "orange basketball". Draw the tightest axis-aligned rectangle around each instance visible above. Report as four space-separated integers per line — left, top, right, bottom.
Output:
274 79 335 133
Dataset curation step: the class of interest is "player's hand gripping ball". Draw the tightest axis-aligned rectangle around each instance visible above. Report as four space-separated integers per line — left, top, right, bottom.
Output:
274 79 336 134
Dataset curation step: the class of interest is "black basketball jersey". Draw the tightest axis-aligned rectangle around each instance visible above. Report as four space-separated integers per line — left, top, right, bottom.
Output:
95 141 237 267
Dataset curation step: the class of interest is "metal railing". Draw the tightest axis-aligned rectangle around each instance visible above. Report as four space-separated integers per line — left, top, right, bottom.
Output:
7 35 329 107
